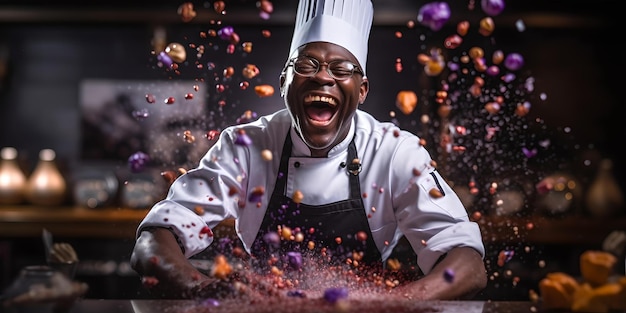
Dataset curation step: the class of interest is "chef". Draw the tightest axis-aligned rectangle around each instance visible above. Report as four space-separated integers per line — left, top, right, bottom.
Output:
131 0 487 300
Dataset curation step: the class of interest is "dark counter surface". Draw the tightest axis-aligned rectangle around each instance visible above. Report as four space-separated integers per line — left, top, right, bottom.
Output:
4 299 544 313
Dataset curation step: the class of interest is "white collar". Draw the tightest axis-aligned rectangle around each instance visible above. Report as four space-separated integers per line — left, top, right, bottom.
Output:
290 118 355 157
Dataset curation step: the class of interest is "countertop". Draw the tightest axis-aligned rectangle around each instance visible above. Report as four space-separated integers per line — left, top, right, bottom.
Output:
28 299 543 313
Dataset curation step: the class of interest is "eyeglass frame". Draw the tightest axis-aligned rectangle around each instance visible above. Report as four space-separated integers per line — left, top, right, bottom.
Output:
285 56 364 80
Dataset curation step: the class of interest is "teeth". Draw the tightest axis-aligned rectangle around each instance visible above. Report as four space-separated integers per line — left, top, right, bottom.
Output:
305 95 336 106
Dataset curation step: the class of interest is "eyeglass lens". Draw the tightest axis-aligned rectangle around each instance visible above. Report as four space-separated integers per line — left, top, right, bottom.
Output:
292 57 360 79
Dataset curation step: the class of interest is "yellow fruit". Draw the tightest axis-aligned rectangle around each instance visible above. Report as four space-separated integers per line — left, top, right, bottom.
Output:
580 250 617 286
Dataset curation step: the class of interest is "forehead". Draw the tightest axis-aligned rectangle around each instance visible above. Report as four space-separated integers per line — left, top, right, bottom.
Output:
296 42 359 63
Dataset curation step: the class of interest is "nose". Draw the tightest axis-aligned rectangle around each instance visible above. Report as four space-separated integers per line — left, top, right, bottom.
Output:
311 62 335 84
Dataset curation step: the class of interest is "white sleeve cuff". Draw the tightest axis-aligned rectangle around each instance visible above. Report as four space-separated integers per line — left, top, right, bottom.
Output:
416 221 485 275
137 200 215 258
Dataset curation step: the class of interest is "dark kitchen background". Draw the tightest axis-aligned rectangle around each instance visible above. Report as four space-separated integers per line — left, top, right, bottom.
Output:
0 0 624 301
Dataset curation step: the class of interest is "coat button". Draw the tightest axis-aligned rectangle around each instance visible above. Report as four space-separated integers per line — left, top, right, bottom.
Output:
294 161 300 168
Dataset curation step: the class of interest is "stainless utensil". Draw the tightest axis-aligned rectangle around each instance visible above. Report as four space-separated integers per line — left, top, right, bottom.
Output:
42 228 53 262
41 228 79 278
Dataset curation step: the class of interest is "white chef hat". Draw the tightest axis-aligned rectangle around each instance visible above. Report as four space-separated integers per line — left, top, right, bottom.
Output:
289 0 374 75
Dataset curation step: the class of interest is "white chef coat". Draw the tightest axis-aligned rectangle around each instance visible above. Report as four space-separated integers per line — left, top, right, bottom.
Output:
137 108 485 275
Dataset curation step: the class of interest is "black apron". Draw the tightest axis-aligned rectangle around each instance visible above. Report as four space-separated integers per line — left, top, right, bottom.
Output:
250 131 382 271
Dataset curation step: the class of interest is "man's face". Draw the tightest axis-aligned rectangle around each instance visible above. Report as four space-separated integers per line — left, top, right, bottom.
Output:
280 42 369 154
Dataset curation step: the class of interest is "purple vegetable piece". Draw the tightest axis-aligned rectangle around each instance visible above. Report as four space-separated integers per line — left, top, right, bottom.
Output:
217 26 234 41
234 130 252 146
481 0 505 16
287 289 306 298
263 231 281 248
486 65 500 76
157 51 173 68
417 2 451 31
285 251 303 270
128 151 150 173
501 73 516 83
504 53 524 71
443 268 455 282
323 287 348 303
201 298 220 307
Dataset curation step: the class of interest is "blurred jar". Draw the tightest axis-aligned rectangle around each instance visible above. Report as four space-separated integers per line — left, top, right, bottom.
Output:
586 159 624 218
535 172 582 216
1 265 87 313
488 175 534 217
24 149 67 206
72 166 118 209
120 169 166 209
1 265 59 312
0 147 27 204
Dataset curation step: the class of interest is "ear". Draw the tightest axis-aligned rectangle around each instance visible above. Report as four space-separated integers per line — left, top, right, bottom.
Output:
359 77 369 104
279 72 286 97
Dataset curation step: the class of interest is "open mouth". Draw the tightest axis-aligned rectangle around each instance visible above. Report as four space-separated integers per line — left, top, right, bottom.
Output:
304 95 337 124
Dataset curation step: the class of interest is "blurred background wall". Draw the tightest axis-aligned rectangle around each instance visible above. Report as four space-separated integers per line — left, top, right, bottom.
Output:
0 0 624 301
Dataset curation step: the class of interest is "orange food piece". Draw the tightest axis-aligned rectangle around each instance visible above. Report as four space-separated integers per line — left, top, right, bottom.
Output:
242 64 260 79
395 90 417 115
610 277 626 311
254 84 275 97
539 249 626 313
572 282 622 313
538 272 580 310
539 278 573 310
545 272 580 295
428 188 443 198
292 190 304 204
211 254 232 279
580 250 617 286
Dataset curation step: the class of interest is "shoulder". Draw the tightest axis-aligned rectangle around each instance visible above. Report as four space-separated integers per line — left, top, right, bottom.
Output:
354 109 420 149
221 109 291 141
354 110 433 169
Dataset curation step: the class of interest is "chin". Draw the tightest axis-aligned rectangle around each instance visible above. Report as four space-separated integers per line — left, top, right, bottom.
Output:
302 133 336 150
295 120 340 150
305 139 333 150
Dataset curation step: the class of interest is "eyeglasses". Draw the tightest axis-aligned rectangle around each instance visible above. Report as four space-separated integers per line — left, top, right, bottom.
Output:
286 56 363 80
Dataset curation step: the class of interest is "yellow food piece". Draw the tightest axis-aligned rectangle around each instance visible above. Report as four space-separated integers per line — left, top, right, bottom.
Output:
611 277 626 311
395 90 417 115
539 273 579 311
572 282 621 313
580 250 617 286
545 272 580 295
211 254 233 279
254 84 274 97
539 249 625 313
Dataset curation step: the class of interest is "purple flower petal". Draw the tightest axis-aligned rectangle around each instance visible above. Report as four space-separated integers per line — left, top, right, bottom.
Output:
522 147 537 158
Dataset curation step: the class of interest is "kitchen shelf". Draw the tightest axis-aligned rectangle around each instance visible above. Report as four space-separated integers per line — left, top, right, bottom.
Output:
0 205 237 239
0 205 148 239
476 214 626 246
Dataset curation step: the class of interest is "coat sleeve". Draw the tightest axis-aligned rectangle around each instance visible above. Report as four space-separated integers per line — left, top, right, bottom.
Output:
390 136 485 275
136 127 246 258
